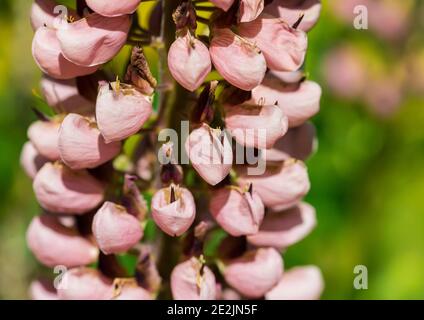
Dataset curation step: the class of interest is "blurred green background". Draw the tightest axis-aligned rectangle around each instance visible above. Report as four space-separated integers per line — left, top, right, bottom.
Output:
0 0 423 299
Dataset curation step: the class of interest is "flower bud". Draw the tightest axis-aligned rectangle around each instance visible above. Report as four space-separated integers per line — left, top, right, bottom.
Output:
58 113 121 170
247 202 316 248
185 124 233 186
220 288 242 300
33 163 105 214
92 201 143 254
112 279 152 300
237 159 310 211
261 122 317 162
168 32 212 92
96 81 153 143
270 69 305 84
32 27 98 79
29 279 58 300
238 0 264 23
56 13 131 67
57 267 113 300
223 248 283 298
86 0 142 17
40 76 95 115
31 0 77 31
238 15 308 72
265 265 324 300
252 75 321 127
171 257 217 300
27 120 61 161
151 184 196 237
209 28 266 91
263 0 322 32
27 214 98 267
210 0 234 11
20 141 48 179
224 103 288 149
209 185 264 236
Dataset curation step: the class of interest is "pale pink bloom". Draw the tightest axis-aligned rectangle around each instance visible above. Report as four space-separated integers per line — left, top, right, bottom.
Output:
96 81 153 143
252 76 321 127
265 265 324 300
238 0 264 23
223 248 283 298
247 202 316 248
40 76 95 115
32 27 98 80
58 113 121 170
26 214 98 267
58 267 113 300
210 0 234 11
86 0 142 17
112 279 152 300
56 13 131 67
261 122 317 162
20 141 48 179
220 288 242 300
29 279 58 300
168 32 211 92
263 0 322 32
322 45 366 99
27 120 61 161
224 103 288 149
209 186 264 236
30 0 77 31
33 163 105 214
239 15 307 72
270 70 304 84
209 28 266 91
151 184 196 237
185 123 233 186
92 201 143 254
171 257 217 300
237 159 310 211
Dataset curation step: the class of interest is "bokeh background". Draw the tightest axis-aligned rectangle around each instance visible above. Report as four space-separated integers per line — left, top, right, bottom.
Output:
1 0 424 299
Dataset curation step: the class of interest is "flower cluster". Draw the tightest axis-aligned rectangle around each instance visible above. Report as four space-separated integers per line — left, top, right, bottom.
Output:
24 0 323 300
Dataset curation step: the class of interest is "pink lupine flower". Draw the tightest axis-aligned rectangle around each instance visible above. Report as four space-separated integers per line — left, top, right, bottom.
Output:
29 279 58 300
209 28 266 91
238 0 265 23
40 76 94 115
57 267 113 300
32 27 99 80
224 103 288 149
20 141 48 179
26 214 98 267
262 122 317 162
237 159 310 211
247 202 316 249
185 123 233 186
92 201 143 254
238 15 308 72
263 0 322 32
265 265 324 300
151 184 196 237
220 288 242 300
210 0 234 11
168 32 212 92
270 69 304 84
112 278 152 300
223 248 283 298
86 0 142 17
33 162 105 214
58 113 121 170
171 257 217 300
322 45 366 99
30 0 77 31
96 81 153 143
56 13 131 67
252 76 321 127
209 185 264 236
27 119 61 161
